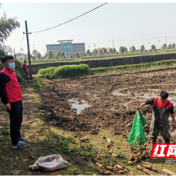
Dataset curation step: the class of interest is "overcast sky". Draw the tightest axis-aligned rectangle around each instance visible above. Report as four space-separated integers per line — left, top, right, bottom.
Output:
2 3 176 55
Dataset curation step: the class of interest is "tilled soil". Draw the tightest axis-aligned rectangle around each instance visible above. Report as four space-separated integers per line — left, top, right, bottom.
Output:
39 69 176 144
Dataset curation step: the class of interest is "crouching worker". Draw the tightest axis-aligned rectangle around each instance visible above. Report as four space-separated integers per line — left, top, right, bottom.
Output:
137 91 176 144
0 55 27 148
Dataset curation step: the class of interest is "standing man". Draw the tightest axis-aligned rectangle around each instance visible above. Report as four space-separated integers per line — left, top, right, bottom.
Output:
0 55 27 148
23 60 28 79
137 91 176 144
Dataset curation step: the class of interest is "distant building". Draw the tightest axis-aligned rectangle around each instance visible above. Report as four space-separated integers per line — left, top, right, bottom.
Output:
15 52 26 60
46 40 85 57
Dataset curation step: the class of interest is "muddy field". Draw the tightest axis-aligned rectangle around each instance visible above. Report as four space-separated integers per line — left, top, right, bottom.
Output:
1 69 176 175
34 69 176 174
40 69 176 143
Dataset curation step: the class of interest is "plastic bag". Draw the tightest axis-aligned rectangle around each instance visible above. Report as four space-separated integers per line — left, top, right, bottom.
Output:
32 154 68 172
128 110 147 147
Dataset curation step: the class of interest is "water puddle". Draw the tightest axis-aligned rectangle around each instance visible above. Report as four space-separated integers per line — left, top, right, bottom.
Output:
111 90 176 106
134 93 157 99
68 98 91 115
142 93 155 99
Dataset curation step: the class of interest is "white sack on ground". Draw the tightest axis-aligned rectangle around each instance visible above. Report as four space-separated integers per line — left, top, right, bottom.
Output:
32 154 68 172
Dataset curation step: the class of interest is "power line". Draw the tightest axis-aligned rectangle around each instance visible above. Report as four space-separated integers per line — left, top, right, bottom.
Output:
168 36 176 38
114 36 166 42
30 3 108 34
86 36 167 45
86 40 111 44
14 35 176 48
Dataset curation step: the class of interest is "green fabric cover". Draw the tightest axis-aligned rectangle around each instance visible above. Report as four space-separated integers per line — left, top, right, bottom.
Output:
128 110 147 147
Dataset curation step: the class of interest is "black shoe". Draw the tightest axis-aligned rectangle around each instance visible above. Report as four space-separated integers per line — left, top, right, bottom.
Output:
19 137 27 142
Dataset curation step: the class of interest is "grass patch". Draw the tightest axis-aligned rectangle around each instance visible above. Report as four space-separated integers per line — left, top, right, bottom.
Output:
43 127 97 161
0 128 9 135
31 77 44 91
89 58 176 77
38 64 89 78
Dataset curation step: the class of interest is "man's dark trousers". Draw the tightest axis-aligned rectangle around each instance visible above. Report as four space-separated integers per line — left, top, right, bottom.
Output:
8 101 23 145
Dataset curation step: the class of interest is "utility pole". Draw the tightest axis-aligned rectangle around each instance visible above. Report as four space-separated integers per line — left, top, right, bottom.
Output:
23 20 32 80
14 49 16 59
148 42 150 50
166 36 167 47
158 40 160 49
42 47 46 55
33 44 36 60
112 40 114 48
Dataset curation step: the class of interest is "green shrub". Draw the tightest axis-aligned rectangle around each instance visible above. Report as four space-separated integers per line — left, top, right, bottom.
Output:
38 67 56 75
45 73 55 79
38 64 89 77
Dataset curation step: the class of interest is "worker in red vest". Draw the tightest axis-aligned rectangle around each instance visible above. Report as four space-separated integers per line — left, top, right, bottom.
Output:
0 55 27 148
23 60 28 79
137 91 176 144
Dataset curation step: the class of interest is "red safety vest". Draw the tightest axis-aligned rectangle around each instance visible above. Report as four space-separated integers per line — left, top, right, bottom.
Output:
0 67 23 103
152 97 172 109
23 63 27 71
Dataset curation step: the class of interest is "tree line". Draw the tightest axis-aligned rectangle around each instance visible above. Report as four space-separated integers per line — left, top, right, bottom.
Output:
119 43 175 53
86 48 117 56
29 42 176 60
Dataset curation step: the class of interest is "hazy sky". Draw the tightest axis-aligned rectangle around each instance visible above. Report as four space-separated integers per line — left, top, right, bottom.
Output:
2 3 176 55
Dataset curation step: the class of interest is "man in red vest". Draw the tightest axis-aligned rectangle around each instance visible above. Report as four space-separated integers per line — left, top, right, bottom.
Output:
138 91 176 144
0 55 27 148
23 60 28 79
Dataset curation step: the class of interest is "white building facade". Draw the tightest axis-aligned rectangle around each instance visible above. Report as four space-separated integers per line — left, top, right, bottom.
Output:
15 52 26 60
